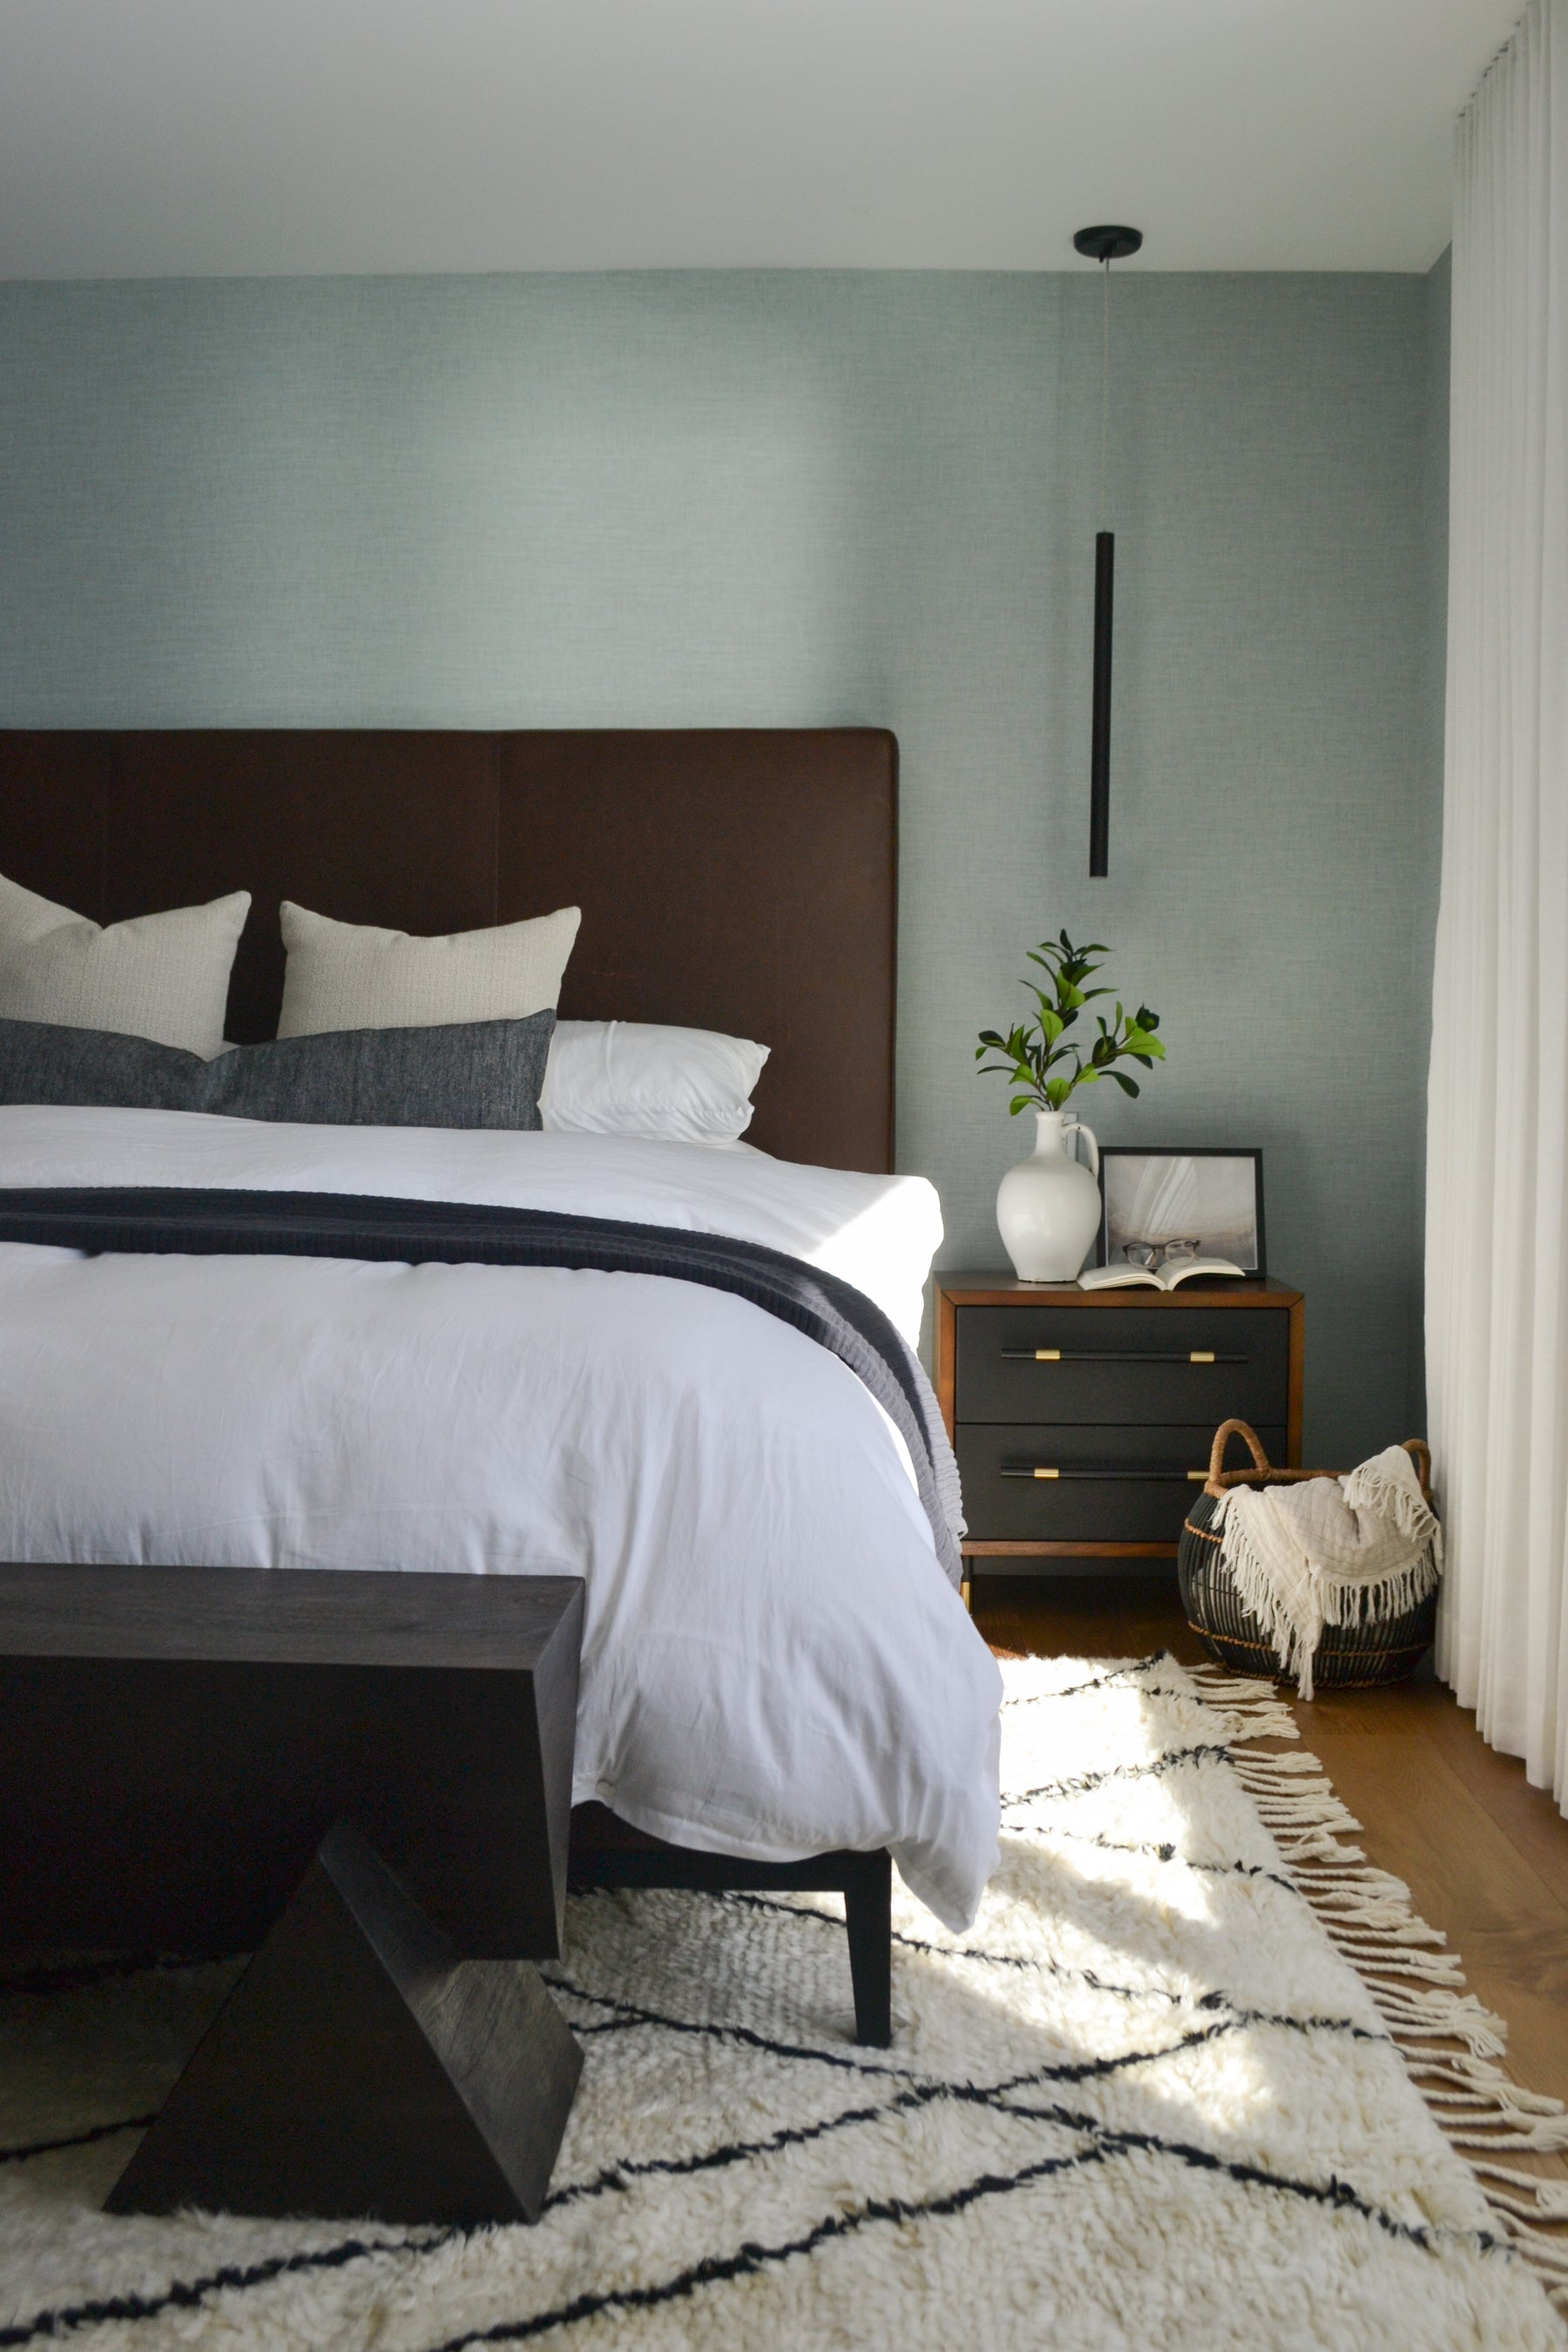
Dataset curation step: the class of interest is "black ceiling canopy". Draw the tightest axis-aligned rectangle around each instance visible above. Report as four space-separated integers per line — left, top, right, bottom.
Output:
1072 225 1144 263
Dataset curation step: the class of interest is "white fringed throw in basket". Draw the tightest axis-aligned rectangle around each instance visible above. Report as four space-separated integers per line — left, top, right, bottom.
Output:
1214 1445 1443 1700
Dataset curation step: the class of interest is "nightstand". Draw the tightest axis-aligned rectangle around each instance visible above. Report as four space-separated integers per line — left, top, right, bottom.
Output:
933 1273 1303 1592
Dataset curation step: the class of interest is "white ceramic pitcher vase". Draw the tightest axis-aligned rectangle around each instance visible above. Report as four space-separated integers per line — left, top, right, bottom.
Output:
996 1108 1101 1281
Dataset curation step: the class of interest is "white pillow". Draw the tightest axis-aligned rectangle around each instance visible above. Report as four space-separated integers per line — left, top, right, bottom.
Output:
277 902 582 1038
0 871 250 1058
540 1019 769 1145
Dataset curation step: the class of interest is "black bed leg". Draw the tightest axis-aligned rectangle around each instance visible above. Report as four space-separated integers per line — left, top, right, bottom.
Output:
843 1852 892 2045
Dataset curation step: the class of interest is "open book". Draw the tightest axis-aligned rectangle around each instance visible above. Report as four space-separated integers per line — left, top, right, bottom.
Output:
1078 1257 1247 1292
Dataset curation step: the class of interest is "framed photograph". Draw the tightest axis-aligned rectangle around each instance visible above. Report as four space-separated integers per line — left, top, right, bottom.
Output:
1098 1147 1266 1276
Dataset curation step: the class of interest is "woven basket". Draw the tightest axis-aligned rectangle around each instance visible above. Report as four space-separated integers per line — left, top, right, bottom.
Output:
1178 1419 1438 1691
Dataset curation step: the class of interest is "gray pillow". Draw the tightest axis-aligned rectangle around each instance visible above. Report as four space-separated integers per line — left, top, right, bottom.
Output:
0 1012 556 1132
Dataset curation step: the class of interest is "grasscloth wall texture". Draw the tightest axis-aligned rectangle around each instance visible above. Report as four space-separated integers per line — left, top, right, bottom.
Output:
0 269 1447 1458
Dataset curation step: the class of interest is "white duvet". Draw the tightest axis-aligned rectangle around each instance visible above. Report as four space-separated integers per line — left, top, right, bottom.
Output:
0 1106 1000 1929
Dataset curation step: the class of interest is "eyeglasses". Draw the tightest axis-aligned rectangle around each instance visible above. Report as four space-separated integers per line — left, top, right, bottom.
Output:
1121 1238 1201 1269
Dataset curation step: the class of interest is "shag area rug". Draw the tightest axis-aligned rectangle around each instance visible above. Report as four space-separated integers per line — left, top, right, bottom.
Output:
3 1655 1567 2352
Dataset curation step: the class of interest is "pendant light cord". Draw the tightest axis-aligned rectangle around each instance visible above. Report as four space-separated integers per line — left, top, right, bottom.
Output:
1100 255 1111 533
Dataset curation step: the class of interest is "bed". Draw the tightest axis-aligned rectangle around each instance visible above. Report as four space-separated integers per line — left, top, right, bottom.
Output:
0 727 1002 2049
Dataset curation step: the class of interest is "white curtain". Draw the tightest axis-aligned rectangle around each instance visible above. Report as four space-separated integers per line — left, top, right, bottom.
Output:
1428 0 1568 1794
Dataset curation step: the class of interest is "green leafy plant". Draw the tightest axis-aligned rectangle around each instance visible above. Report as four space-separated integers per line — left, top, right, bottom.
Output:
977 931 1165 1114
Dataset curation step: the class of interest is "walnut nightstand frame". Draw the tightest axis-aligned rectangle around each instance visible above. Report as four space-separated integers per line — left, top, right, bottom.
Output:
934 1273 1304 1595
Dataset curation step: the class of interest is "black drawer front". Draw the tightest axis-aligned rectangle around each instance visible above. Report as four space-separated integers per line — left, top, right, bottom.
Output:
955 1305 1288 1428
957 1423 1288 1544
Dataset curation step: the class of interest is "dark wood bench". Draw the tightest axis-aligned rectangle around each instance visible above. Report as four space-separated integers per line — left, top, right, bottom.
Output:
0 1561 585 2224
0 1558 894 2226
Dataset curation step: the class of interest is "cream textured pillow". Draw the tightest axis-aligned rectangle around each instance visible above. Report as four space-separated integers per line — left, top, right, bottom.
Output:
0 872 250 1058
277 902 582 1038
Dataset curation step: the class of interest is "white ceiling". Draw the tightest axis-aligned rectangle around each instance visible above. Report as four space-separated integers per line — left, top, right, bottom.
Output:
0 0 1522 279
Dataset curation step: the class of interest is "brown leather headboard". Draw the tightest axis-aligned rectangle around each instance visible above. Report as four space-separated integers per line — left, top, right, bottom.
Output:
0 728 897 1172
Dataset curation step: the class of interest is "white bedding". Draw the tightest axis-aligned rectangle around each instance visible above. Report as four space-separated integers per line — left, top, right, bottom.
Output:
0 1106 1000 1929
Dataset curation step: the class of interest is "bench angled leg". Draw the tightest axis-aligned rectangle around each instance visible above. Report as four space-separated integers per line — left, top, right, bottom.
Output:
106 1818 581 2227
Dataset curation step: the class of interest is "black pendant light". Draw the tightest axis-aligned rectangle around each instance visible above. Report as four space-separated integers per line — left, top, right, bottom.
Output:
1073 224 1142 875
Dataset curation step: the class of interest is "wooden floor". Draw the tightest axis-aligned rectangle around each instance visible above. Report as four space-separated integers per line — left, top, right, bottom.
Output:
973 1570 1568 2125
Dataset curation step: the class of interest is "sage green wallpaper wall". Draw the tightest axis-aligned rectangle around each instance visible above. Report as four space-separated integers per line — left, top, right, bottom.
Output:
0 267 1447 1459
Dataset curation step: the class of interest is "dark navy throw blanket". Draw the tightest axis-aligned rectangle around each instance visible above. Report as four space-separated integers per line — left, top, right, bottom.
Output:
0 1187 965 1586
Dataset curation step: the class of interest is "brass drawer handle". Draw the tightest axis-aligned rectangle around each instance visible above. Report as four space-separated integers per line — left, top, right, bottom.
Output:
999 1348 1244 1366
1000 1466 1212 1483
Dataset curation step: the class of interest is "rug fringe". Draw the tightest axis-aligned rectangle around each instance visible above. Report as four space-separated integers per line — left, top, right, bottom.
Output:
1191 1659 1568 2312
